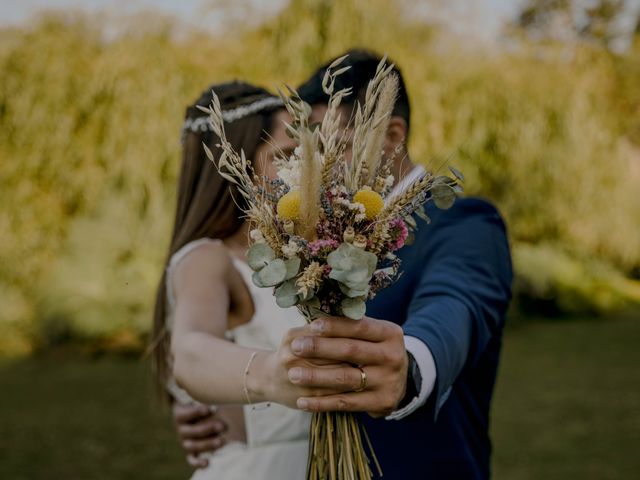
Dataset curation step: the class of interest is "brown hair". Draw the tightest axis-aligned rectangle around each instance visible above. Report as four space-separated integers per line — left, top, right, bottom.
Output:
149 81 280 397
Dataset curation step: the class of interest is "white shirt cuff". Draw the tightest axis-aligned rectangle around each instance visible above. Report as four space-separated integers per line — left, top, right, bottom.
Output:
385 335 437 421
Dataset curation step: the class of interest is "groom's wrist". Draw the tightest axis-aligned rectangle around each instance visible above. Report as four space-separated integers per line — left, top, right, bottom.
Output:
398 351 419 408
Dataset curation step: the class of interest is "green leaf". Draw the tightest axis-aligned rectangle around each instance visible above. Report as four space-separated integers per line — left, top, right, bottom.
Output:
252 270 267 288
253 259 286 287
431 183 456 210
284 257 301 280
327 243 377 291
275 279 299 308
341 297 366 320
247 243 276 271
449 166 465 182
339 282 370 298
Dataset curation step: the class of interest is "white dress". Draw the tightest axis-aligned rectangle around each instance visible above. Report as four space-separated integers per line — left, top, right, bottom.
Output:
165 238 311 480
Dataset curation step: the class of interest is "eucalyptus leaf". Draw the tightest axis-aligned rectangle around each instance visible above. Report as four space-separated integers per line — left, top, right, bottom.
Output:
448 166 465 182
276 278 299 296
254 258 287 287
330 268 369 292
276 295 298 308
300 288 315 302
275 280 300 308
252 271 267 288
431 183 456 210
341 297 366 320
327 243 377 291
339 282 370 298
247 243 276 271
284 257 301 280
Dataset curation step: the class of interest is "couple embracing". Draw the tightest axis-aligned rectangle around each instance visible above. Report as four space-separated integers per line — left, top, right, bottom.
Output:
150 49 512 480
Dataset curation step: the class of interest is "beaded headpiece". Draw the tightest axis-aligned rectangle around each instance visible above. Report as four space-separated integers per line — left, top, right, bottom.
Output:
181 92 283 143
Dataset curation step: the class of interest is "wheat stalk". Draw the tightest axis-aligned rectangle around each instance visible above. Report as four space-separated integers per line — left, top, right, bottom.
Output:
299 129 322 240
348 56 395 190
359 74 398 187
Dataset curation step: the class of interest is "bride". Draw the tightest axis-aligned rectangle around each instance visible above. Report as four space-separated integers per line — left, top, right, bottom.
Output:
150 81 347 479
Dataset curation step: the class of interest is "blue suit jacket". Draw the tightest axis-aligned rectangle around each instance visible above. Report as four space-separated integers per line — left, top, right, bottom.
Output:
362 197 513 479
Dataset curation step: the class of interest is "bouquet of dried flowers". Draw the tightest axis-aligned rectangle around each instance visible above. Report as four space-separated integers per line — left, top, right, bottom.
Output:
200 55 462 480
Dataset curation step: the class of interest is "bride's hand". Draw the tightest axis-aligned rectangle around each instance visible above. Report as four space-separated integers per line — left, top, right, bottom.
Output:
250 326 358 409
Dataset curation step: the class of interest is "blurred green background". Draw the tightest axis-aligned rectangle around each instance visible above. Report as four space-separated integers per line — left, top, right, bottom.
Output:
1 0 639 478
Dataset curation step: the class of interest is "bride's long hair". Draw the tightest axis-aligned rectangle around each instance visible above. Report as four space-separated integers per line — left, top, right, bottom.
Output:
150 81 279 397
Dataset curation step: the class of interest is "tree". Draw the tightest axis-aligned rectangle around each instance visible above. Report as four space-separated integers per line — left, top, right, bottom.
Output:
514 0 637 51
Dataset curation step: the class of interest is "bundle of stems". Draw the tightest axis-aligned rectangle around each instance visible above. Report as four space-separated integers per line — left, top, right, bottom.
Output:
299 307 382 480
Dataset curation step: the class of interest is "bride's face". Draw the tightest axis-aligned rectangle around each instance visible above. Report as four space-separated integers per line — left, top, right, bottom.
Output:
252 109 296 180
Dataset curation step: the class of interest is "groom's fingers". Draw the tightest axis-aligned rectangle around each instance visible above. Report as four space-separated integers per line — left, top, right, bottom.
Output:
183 437 225 455
291 336 382 364
311 316 397 342
296 391 396 415
288 365 365 391
178 417 227 439
186 454 209 469
173 403 211 424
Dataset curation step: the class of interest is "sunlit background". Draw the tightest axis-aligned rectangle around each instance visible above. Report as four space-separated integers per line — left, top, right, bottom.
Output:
1 1 639 478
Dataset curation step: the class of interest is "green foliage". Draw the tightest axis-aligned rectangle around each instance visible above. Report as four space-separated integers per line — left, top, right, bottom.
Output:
1 2 639 354
513 243 640 315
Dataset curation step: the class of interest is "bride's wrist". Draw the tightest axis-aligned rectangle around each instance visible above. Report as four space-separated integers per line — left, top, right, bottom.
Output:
245 351 276 404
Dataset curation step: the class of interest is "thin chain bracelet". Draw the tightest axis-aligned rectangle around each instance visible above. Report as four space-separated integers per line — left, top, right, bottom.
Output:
242 351 259 405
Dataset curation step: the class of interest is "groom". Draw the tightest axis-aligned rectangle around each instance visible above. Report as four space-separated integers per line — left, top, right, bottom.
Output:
175 50 512 478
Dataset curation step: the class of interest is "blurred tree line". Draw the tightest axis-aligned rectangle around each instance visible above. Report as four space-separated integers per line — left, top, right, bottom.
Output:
1 0 639 355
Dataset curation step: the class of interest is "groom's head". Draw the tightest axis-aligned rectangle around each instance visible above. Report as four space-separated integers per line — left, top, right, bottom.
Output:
297 49 411 144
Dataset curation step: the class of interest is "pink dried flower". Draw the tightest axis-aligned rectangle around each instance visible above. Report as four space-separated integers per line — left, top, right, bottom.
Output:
308 238 340 256
389 217 409 251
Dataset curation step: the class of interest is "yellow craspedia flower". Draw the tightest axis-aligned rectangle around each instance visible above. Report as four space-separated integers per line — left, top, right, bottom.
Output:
353 188 384 220
277 190 301 221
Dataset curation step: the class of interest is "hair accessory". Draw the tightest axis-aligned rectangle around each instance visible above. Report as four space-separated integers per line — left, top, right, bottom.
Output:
181 96 283 142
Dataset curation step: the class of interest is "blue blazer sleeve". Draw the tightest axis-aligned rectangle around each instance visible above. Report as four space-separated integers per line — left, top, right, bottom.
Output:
402 198 513 418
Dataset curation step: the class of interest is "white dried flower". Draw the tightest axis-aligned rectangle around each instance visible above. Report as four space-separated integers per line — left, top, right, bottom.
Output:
281 239 301 258
384 174 395 189
274 154 302 190
249 229 266 243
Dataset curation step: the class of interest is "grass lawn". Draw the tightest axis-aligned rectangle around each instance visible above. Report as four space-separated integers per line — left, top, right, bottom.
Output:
0 314 638 479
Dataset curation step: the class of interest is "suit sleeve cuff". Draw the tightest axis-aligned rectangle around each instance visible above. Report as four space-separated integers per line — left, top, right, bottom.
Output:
385 335 437 420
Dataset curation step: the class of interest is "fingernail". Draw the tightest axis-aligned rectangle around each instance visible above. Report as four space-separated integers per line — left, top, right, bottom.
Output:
291 338 304 353
297 398 310 410
213 422 224 433
288 367 302 383
213 438 221 447
310 320 325 333
199 405 210 416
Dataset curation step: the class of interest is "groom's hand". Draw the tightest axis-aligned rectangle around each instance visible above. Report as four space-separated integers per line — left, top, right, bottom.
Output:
288 316 409 417
173 403 227 468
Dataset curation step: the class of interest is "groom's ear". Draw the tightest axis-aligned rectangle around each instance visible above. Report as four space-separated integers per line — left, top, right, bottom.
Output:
384 116 408 153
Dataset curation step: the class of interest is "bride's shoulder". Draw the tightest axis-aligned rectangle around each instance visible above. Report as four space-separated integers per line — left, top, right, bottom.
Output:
169 238 232 279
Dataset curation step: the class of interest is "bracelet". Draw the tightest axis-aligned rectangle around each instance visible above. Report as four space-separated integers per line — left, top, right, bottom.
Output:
243 351 259 404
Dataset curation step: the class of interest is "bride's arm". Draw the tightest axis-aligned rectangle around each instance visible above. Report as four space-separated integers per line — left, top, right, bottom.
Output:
170 242 274 405
169 242 347 407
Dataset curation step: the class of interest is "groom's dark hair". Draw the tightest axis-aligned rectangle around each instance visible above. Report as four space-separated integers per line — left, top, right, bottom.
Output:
297 48 411 133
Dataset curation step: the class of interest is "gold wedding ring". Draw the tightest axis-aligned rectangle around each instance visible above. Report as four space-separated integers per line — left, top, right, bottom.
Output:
354 366 367 392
